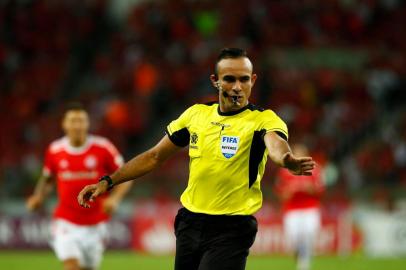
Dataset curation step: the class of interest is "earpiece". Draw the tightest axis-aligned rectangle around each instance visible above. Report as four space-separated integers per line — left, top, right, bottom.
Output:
216 80 240 105
215 81 221 90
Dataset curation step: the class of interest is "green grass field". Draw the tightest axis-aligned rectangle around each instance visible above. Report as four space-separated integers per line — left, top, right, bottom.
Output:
0 251 405 270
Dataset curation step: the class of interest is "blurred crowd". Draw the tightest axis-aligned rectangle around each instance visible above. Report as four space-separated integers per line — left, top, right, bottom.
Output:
0 0 405 206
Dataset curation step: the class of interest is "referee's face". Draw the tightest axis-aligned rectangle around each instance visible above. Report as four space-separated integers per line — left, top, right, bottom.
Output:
211 57 257 112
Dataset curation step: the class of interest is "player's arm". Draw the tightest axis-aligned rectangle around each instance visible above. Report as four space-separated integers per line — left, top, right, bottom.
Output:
26 174 54 211
102 142 134 214
78 135 181 207
103 182 132 215
264 132 315 175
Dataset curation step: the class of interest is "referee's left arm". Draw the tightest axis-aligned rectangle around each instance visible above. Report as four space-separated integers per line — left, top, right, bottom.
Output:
264 132 315 176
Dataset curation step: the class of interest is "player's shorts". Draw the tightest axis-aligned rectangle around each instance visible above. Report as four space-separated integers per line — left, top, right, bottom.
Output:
50 218 108 269
283 208 320 251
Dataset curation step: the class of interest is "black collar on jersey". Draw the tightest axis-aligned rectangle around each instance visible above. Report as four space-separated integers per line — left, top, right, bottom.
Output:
217 103 252 116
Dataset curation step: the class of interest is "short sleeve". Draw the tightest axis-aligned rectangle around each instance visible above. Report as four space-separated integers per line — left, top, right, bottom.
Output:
261 110 288 141
103 139 124 173
166 106 194 147
42 147 55 177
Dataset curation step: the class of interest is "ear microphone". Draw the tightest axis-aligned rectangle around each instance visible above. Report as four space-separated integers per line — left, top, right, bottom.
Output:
216 81 227 96
215 81 221 90
216 81 240 105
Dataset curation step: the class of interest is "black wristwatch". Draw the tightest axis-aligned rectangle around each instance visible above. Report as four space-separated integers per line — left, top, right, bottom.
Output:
99 175 114 191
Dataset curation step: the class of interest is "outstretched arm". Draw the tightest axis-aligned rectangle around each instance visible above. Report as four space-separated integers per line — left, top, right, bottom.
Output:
78 135 182 207
264 132 315 175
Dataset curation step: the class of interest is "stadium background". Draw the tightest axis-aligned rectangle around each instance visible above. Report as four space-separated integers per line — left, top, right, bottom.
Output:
0 0 405 269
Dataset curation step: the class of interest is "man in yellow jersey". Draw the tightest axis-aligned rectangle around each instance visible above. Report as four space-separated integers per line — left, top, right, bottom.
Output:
78 48 315 270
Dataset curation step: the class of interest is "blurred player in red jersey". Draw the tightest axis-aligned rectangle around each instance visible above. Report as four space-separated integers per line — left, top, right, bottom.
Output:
275 144 325 270
26 103 132 270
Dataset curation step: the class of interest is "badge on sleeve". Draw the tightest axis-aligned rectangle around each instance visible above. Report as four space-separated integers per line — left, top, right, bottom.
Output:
220 136 239 158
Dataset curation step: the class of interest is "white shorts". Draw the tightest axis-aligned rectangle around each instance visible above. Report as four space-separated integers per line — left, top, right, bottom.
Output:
283 208 321 252
50 218 108 269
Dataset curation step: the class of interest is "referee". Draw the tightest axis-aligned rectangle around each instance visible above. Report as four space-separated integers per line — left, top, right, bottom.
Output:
78 48 315 270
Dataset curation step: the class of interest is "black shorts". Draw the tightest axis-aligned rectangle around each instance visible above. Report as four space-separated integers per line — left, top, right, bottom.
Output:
174 207 258 270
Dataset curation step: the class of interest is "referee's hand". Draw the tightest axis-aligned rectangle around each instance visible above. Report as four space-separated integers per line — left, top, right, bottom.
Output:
283 152 315 176
77 181 108 208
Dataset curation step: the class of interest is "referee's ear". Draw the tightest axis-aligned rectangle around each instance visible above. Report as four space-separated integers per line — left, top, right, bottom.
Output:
210 74 220 89
251 73 257 87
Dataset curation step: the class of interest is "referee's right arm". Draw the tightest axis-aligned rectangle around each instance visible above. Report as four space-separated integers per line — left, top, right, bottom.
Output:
78 135 181 207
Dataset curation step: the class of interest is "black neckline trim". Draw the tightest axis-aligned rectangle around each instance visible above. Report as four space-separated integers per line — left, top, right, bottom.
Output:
217 103 252 116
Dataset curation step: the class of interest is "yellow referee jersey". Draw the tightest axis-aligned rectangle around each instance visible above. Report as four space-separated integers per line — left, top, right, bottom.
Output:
166 102 288 215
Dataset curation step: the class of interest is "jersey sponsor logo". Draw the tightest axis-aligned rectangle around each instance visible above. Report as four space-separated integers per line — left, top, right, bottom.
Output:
211 122 231 128
58 170 98 181
84 155 97 169
220 136 239 158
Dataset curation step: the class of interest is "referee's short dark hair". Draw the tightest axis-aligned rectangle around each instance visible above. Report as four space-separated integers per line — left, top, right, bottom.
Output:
215 48 248 78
